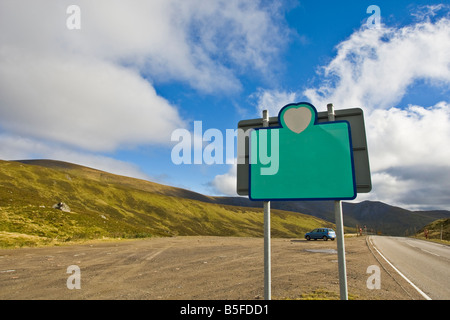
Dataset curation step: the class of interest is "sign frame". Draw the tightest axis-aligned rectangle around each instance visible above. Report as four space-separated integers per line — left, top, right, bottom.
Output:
237 105 371 197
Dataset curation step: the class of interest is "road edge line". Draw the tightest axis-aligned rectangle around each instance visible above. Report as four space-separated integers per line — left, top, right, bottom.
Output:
369 237 432 300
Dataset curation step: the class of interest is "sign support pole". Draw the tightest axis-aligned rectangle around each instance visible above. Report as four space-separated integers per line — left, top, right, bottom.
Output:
264 201 271 300
262 110 271 300
327 103 349 300
334 200 348 300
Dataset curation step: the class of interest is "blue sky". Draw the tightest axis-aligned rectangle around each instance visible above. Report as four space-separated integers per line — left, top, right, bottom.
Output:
0 1 449 210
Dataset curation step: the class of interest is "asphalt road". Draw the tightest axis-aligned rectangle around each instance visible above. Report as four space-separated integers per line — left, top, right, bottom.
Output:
369 236 450 300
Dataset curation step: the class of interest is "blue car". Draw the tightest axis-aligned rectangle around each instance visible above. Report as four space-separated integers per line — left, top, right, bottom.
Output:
305 228 336 241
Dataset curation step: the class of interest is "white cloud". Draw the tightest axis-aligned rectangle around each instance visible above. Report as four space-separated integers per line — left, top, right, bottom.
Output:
302 12 450 210
0 0 289 154
252 88 300 116
352 101 450 210
411 4 450 21
0 50 185 152
0 134 150 180
367 102 450 171
0 0 286 94
210 163 238 196
304 16 450 111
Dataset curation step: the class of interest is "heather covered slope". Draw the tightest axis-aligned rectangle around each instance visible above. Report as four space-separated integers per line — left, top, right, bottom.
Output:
0 160 331 247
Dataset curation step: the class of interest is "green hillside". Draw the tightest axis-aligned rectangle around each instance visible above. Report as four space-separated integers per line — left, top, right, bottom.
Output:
415 218 450 242
0 160 332 248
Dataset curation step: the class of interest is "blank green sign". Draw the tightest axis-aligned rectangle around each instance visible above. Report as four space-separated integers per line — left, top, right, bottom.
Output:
249 103 356 201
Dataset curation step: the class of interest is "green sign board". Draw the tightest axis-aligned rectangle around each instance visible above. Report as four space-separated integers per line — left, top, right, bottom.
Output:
249 102 356 201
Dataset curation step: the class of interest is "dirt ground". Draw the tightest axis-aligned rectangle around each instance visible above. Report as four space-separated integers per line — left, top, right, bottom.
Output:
0 235 426 300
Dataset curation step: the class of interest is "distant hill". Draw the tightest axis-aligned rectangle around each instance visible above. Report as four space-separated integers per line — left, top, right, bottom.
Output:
2 159 448 248
209 197 450 236
415 218 450 241
0 159 333 248
341 201 450 236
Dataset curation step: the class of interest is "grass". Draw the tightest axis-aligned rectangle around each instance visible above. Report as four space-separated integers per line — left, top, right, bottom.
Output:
0 160 332 248
413 218 450 244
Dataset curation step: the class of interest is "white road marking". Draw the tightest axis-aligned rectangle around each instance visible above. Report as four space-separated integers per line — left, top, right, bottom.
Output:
369 237 432 300
420 248 440 257
405 241 416 248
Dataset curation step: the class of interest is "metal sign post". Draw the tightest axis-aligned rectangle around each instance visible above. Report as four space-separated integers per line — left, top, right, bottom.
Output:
327 103 348 300
262 110 271 300
237 102 371 301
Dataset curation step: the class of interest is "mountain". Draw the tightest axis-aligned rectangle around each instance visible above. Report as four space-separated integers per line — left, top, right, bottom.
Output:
0 159 333 248
208 197 450 236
